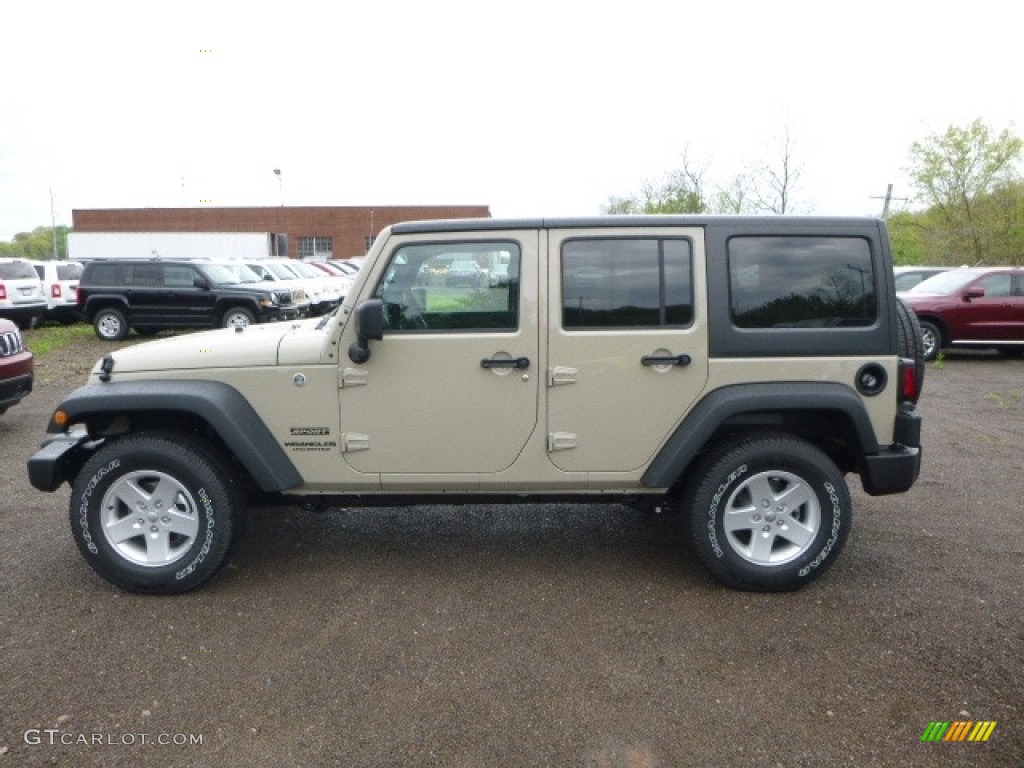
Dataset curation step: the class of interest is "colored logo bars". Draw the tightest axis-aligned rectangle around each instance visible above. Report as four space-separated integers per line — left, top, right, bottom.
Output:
921 721 997 743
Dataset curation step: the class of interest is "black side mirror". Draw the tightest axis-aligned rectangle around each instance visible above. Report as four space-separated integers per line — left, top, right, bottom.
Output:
194 276 211 290
348 299 385 363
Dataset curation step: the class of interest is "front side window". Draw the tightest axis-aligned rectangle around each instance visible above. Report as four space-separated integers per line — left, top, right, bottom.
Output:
561 238 693 329
164 265 198 288
976 274 1012 297
373 241 520 332
728 236 876 328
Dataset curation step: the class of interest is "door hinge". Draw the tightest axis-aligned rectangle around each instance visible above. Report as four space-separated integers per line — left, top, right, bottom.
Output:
341 433 370 452
548 432 577 452
340 367 368 388
548 366 578 387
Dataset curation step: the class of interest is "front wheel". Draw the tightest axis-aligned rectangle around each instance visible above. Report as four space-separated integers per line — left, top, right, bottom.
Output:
222 307 255 329
683 433 851 592
69 432 245 593
919 320 943 361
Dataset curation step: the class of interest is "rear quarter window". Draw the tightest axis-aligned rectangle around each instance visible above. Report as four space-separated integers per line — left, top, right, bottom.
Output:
728 236 876 328
84 262 120 285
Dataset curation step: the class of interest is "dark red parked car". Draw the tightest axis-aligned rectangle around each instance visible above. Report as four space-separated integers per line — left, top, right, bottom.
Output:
901 267 1024 360
0 317 33 416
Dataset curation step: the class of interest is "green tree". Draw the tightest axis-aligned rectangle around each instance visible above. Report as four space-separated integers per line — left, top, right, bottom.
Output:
906 119 1023 264
0 226 71 260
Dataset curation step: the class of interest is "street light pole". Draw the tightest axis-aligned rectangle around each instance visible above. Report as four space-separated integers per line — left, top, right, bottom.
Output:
273 169 283 207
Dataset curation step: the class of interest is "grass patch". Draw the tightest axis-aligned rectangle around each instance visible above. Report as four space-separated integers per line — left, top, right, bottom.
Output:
21 323 94 356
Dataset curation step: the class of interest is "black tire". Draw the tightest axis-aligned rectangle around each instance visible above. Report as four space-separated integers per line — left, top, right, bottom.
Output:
69 431 245 594
684 433 851 592
895 297 925 401
93 307 129 341
919 320 943 362
222 306 255 329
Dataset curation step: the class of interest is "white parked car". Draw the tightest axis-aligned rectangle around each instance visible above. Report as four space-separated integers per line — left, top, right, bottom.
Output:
241 260 313 317
0 258 47 329
29 260 83 324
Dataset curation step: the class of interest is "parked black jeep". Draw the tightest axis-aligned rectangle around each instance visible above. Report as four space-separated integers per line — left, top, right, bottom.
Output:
77 259 302 340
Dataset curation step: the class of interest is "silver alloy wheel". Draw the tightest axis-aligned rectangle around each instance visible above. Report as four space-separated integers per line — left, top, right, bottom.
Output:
721 469 821 566
99 469 200 566
223 309 252 329
920 325 939 360
97 312 123 339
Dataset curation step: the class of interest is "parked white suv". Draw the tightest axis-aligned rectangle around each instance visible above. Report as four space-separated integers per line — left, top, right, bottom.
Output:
29 260 84 324
0 258 47 329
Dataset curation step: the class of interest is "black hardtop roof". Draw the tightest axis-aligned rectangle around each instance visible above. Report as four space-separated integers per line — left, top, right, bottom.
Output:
390 215 886 235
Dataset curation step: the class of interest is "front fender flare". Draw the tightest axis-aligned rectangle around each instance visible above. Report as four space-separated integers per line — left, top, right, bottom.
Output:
45 380 303 492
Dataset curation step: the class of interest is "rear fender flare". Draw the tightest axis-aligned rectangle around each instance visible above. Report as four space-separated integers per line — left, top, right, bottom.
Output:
642 382 879 488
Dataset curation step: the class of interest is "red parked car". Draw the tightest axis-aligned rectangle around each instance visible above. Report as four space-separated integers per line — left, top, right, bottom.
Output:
901 267 1024 360
0 317 33 416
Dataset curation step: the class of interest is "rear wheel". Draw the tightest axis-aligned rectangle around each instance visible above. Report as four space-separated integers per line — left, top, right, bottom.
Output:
895 298 925 399
69 432 245 594
93 307 129 341
684 433 851 592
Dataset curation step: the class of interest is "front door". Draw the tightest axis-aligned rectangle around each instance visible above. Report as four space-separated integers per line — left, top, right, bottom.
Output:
545 228 709 473
340 232 539 484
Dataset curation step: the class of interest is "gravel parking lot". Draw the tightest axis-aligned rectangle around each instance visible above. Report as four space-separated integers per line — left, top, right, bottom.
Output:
1 332 1022 767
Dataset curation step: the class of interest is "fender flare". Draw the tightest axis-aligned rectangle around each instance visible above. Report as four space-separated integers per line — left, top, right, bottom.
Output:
47 380 303 492
642 382 880 488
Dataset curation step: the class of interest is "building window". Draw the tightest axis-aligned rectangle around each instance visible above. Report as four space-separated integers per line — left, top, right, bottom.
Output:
298 236 333 259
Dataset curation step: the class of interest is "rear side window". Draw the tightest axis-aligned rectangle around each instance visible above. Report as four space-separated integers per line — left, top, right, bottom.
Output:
728 236 876 328
561 238 692 329
85 262 120 285
124 264 162 287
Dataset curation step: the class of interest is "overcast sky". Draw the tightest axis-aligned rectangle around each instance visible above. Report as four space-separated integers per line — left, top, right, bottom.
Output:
1 0 1020 241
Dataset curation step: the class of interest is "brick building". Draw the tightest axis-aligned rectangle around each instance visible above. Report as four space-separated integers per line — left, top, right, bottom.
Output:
71 205 491 260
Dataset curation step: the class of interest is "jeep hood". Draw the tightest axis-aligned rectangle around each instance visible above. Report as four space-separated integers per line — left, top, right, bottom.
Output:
89 320 327 378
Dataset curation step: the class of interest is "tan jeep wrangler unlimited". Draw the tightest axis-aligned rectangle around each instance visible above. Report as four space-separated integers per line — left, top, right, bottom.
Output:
28 216 924 594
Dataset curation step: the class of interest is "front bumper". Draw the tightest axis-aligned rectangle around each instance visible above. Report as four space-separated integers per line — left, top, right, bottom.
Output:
27 431 100 492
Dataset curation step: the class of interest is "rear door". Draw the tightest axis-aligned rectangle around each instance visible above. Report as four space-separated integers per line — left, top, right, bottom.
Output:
545 227 709 473
122 263 166 325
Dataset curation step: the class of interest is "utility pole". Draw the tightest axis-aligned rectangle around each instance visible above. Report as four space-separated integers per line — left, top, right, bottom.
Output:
871 184 909 219
49 187 59 260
